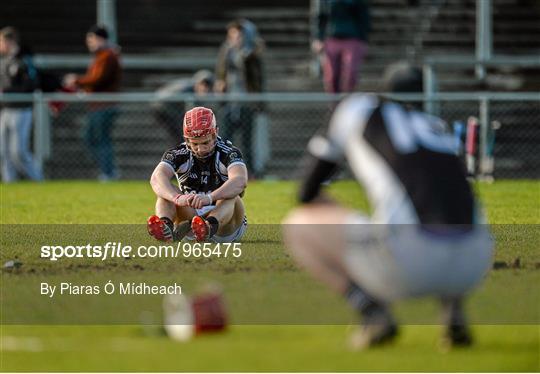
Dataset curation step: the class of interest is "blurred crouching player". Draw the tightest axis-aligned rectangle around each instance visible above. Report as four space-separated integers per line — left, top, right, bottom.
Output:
283 62 493 350
147 106 248 243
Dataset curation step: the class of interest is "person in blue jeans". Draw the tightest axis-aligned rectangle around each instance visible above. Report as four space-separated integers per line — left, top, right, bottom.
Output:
0 26 43 183
84 107 119 180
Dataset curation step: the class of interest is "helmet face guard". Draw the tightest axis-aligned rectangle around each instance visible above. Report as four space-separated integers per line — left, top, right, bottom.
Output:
183 107 218 159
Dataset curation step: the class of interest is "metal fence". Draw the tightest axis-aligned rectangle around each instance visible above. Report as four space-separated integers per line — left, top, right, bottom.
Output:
1 92 539 180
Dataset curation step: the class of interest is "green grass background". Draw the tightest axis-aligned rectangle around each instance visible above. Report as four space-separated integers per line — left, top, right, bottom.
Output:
2 180 539 224
1 180 539 372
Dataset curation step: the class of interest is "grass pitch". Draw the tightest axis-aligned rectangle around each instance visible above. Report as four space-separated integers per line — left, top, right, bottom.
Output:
1 180 539 372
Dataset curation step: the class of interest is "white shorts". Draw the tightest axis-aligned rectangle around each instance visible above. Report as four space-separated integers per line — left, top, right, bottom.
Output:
195 205 217 217
184 205 248 243
343 213 494 302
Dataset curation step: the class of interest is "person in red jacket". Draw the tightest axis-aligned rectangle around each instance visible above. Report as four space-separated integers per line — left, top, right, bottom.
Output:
64 25 122 181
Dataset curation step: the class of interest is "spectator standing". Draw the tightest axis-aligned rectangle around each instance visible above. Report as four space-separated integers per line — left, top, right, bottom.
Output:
64 25 122 181
312 0 371 93
152 70 215 145
0 26 43 183
215 20 264 176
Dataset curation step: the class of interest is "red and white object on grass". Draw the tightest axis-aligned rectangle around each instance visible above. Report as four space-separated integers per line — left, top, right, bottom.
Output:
465 116 479 176
163 290 227 342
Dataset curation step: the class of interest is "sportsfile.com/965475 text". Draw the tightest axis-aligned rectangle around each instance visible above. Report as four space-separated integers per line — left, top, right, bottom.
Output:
40 242 242 261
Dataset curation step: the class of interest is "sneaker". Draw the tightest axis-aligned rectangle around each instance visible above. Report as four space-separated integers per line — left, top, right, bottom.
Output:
191 216 210 242
440 324 473 349
147 215 173 242
439 298 473 349
173 220 192 242
348 309 398 351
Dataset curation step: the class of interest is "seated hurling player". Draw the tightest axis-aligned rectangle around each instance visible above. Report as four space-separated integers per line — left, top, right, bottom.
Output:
148 107 248 242
283 62 493 350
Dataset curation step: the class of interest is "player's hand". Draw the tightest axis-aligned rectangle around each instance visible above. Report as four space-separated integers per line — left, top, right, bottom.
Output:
173 194 194 207
189 193 212 209
214 80 226 93
63 74 78 89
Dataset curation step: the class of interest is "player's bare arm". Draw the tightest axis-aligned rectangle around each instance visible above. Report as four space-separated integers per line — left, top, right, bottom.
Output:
297 134 341 205
150 163 193 207
149 163 178 201
209 164 248 202
189 164 247 209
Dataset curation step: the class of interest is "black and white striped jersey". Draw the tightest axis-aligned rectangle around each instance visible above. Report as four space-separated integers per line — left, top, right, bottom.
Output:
309 94 476 224
159 137 245 194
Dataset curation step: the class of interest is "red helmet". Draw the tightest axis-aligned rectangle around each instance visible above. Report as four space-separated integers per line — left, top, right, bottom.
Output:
183 107 217 139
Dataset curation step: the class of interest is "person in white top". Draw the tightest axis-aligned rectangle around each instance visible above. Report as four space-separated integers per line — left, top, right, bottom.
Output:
283 62 493 350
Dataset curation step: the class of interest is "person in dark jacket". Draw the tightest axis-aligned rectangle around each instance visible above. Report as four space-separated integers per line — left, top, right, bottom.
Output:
312 0 371 93
0 26 43 182
215 20 264 175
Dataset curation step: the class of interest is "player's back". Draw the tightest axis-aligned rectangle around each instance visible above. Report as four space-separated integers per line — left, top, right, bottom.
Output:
328 94 475 225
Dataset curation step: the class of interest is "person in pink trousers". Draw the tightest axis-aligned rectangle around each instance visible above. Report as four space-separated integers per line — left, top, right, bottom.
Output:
312 0 371 93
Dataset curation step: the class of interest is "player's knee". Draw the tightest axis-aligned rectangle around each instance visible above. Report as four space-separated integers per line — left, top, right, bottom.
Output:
282 208 313 251
282 207 311 225
217 196 243 212
233 195 245 209
155 197 176 214
230 196 246 223
215 196 234 207
219 195 243 204
174 207 196 224
156 196 171 205
283 228 314 262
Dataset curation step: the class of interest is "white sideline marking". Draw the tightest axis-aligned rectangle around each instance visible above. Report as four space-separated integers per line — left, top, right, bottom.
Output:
1 336 142 352
108 338 142 352
1 336 44 352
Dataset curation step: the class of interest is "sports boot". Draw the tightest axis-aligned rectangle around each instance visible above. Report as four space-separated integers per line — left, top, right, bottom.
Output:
348 306 398 350
191 216 210 242
173 220 192 242
440 297 473 349
147 215 173 242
